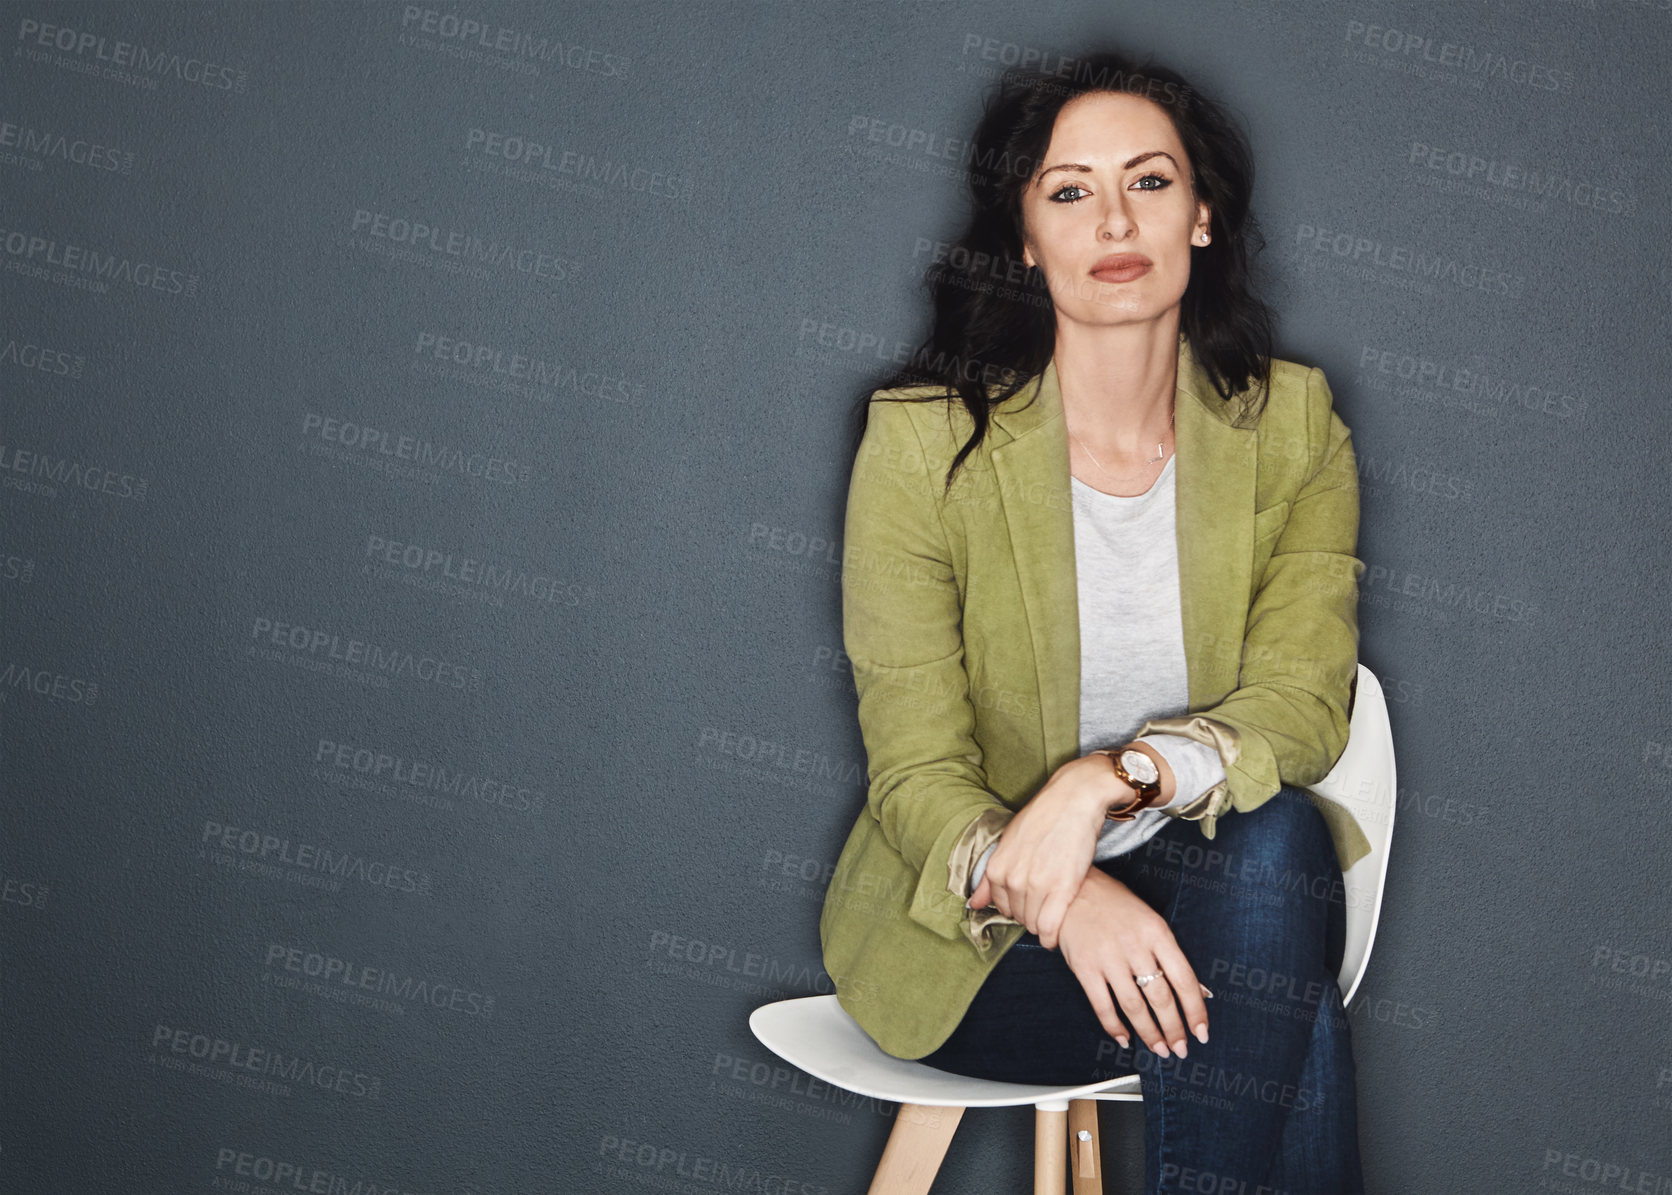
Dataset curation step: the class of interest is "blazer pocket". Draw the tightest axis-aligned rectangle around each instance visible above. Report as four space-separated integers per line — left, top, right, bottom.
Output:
1249 500 1291 600
1252 499 1291 547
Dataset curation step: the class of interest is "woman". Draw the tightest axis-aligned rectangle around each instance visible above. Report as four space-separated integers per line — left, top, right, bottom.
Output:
819 48 1371 1192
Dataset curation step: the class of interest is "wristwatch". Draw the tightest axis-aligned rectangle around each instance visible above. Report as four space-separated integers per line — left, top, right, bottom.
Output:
1093 746 1163 821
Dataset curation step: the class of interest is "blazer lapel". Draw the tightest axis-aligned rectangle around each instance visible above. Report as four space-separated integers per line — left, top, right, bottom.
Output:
989 334 1258 772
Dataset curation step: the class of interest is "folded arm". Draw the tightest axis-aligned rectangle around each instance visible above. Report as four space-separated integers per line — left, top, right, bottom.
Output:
966 733 1225 895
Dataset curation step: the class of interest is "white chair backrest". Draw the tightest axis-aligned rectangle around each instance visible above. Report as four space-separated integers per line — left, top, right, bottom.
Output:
1304 662 1397 1006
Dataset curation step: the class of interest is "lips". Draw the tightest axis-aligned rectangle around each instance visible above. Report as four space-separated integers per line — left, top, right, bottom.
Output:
1090 253 1152 283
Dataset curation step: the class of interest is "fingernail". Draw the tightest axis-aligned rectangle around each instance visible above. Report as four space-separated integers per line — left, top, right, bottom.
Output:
1199 983 1214 999
1171 1038 1188 1058
1154 1040 1171 1058
1194 1023 1208 1044
1116 1036 1129 1049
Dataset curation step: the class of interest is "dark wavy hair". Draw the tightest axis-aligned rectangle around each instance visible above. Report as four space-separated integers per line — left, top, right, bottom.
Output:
851 46 1276 494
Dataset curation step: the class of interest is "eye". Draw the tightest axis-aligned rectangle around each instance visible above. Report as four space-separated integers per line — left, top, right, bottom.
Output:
1133 171 1172 191
1048 183 1090 204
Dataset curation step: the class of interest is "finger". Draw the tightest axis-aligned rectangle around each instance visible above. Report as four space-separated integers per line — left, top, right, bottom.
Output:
988 877 1013 920
998 880 1039 937
1031 868 1077 946
1156 945 1210 1044
1070 964 1131 1049
1009 876 1040 938
967 876 989 909
1036 894 1064 952
1108 969 1169 1058
1136 966 1191 1058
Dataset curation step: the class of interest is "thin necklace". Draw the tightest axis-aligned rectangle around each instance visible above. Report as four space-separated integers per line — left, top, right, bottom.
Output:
1067 405 1175 481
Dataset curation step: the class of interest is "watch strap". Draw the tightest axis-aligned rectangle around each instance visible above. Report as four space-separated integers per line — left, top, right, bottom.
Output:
1091 747 1163 821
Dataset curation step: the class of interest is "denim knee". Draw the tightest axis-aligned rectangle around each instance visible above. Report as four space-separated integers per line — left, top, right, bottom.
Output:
1219 784 1340 879
1203 785 1346 972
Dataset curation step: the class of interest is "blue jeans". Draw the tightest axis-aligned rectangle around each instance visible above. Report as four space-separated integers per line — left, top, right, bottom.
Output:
920 785 1366 1194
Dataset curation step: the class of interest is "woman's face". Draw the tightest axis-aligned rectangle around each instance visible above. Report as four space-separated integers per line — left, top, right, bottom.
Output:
1018 91 1211 328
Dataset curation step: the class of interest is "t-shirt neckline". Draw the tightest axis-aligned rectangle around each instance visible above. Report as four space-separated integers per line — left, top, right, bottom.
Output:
1070 451 1175 502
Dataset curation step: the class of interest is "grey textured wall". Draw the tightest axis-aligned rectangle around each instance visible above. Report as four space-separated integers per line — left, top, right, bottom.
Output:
3 2 1669 1192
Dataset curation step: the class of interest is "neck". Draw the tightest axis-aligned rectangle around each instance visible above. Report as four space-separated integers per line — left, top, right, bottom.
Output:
1053 315 1180 456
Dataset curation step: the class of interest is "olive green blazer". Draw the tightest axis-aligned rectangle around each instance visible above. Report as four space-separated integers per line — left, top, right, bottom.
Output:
819 333 1371 1061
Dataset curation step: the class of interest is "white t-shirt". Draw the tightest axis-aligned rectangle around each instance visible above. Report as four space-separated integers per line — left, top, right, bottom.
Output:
972 451 1227 890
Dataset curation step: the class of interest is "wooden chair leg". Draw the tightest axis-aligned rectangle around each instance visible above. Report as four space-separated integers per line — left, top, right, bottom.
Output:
868 1103 964 1195
1068 1099 1104 1194
1034 1102 1068 1194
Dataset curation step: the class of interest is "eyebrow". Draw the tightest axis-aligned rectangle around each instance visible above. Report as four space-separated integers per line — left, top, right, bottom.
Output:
1036 150 1179 183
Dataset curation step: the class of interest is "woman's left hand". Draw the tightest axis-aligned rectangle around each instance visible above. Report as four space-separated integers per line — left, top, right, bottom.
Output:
1056 866 1211 1056
966 755 1127 950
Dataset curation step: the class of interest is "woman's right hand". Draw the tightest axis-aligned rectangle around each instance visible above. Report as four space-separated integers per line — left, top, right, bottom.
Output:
1056 868 1212 1058
966 755 1121 950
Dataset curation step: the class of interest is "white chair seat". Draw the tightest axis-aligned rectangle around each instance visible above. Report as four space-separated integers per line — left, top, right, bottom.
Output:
750 995 1142 1110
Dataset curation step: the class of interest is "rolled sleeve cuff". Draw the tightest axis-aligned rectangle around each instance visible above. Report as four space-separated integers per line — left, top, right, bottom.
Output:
945 806 1020 952
1132 715 1241 837
1137 733 1228 811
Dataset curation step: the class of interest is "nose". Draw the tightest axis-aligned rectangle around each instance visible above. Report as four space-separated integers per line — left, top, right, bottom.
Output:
1096 192 1135 240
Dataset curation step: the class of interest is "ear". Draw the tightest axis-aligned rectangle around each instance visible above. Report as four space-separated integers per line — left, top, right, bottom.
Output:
1195 200 1213 241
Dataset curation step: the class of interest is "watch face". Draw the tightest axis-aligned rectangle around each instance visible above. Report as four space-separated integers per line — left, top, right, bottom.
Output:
1120 749 1160 785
